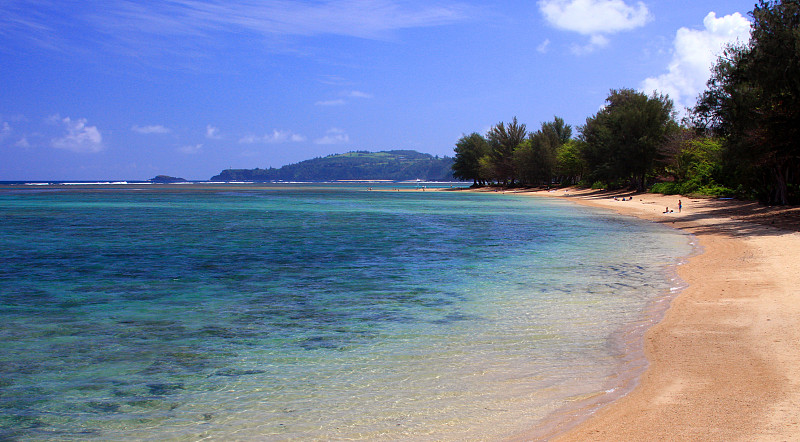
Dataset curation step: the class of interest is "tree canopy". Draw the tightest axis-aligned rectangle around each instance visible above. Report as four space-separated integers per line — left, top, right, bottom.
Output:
692 0 800 204
452 116 574 188
452 133 491 186
581 89 678 191
487 117 527 185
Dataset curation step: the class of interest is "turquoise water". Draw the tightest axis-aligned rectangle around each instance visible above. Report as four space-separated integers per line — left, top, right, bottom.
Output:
0 184 693 440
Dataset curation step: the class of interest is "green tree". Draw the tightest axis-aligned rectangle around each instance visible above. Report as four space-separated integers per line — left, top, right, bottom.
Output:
452 132 491 186
541 116 573 146
652 136 733 197
487 117 527 185
510 117 571 186
580 89 678 191
478 155 495 184
513 139 543 185
692 0 800 204
555 139 585 185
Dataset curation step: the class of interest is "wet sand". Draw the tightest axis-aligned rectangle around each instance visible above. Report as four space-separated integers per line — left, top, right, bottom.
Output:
508 188 800 440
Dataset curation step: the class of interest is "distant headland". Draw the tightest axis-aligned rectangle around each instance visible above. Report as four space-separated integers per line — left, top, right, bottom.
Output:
210 150 454 182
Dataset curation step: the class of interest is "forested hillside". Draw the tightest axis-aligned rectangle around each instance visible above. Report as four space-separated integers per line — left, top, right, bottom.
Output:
211 150 454 182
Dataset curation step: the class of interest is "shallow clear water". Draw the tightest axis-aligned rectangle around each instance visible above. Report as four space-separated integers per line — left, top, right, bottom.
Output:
0 184 693 440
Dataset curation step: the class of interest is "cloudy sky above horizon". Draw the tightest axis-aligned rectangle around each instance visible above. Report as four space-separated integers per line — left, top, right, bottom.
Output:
2 0 753 180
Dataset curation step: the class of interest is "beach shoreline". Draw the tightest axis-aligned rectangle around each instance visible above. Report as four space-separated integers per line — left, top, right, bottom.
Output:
498 188 800 440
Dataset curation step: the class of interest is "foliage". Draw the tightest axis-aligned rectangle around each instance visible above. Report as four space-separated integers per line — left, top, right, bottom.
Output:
211 150 454 182
555 139 585 185
456 116 573 187
692 0 800 204
452 133 491 185
514 117 572 186
487 117 527 185
580 89 679 192
650 136 737 196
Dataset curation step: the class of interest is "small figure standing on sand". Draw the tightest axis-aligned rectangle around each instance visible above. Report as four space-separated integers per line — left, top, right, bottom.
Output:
678 200 682 212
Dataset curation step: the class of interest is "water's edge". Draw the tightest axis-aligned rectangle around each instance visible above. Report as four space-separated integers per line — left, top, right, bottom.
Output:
514 201 702 441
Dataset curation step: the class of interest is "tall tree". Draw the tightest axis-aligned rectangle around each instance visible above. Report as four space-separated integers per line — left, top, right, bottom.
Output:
452 132 491 186
580 89 678 191
541 116 573 146
487 117 527 185
693 0 800 204
515 117 572 186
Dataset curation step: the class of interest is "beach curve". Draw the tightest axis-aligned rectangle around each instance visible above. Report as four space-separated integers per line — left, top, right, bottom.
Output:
502 188 800 440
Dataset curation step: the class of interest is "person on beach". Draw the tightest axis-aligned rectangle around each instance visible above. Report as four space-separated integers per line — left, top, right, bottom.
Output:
678 200 682 212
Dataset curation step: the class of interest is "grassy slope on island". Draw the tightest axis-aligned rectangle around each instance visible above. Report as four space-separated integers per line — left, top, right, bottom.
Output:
211 150 455 182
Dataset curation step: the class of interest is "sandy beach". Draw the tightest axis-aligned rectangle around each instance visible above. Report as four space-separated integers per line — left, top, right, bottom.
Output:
496 188 800 440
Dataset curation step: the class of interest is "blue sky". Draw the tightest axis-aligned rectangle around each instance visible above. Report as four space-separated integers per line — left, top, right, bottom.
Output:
1 0 754 180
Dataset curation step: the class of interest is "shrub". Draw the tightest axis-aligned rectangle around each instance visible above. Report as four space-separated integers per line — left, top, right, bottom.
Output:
650 182 680 195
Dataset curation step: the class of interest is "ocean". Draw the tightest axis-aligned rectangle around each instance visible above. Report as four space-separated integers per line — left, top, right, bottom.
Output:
0 183 694 440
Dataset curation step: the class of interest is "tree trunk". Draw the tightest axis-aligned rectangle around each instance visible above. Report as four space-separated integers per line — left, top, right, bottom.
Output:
771 163 789 205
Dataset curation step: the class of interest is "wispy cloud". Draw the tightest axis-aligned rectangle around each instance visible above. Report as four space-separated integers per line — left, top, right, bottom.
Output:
239 129 306 144
3 1 473 58
1 119 30 149
571 34 610 55
49 115 104 153
315 99 347 106
178 143 203 154
206 124 222 139
100 0 470 39
0 122 11 141
0 2 60 49
641 12 751 112
314 128 349 145
347 90 373 99
316 90 374 106
132 124 171 134
536 38 551 54
538 0 651 53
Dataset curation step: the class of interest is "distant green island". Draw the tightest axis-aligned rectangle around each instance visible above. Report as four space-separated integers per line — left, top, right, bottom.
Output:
149 175 187 183
210 150 455 182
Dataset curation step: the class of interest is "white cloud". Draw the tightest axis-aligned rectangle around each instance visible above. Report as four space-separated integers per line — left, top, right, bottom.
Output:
50 116 104 153
315 99 347 106
347 90 373 99
539 0 651 34
537 38 551 53
316 90 373 107
179 143 203 154
132 124 171 134
239 129 306 144
0 122 11 140
571 34 610 55
539 0 651 53
314 128 349 145
206 124 222 139
641 12 751 112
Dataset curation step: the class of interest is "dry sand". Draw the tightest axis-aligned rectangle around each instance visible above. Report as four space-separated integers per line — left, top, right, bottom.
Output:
496 188 800 441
